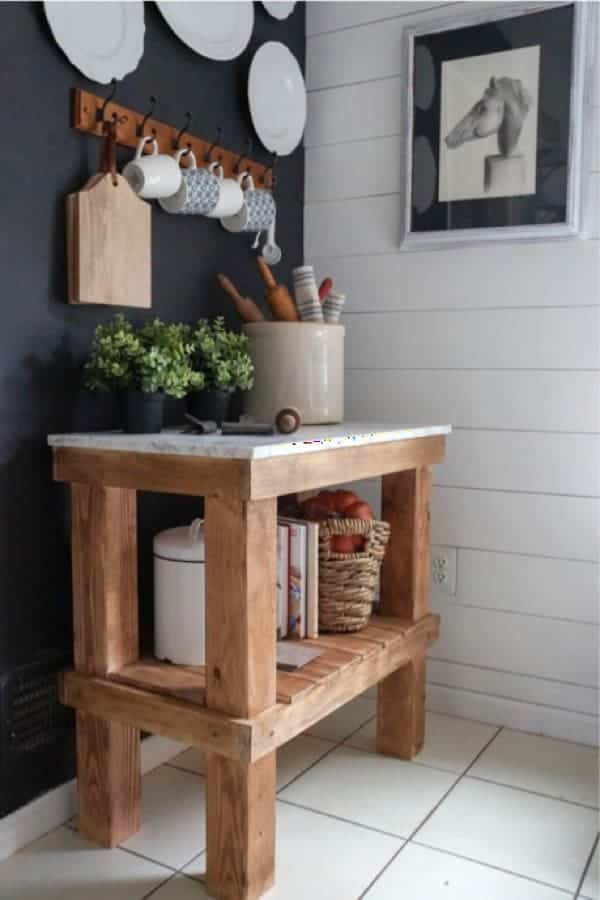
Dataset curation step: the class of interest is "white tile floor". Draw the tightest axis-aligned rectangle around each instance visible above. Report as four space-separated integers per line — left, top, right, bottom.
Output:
1 697 598 900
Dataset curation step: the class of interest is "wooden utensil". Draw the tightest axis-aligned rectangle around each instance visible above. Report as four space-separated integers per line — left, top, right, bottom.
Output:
66 119 151 307
217 274 265 323
256 257 299 321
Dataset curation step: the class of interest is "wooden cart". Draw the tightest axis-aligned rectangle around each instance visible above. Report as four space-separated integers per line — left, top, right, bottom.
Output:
49 423 449 900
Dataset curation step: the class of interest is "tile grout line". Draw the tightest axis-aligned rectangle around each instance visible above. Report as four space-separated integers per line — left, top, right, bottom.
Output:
357 839 411 900
277 796 406 842
410 725 504 843
463 774 600 812
356 725 505 899
117 844 180 875
411 840 576 897
275 706 378 794
140 872 178 900
343 737 600 807
573 832 599 900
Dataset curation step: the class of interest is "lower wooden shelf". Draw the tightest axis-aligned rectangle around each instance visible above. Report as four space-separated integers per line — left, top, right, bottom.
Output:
59 614 439 764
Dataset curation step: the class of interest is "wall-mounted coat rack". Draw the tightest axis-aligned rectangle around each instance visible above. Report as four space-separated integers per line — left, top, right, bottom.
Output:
71 88 273 188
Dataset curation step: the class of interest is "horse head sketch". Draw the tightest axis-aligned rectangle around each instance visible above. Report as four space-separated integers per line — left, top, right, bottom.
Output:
445 76 533 157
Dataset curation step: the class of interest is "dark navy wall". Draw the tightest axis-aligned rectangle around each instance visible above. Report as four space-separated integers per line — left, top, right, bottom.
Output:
0 1 304 814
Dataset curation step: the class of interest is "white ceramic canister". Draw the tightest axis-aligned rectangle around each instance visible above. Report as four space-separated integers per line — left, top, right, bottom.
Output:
153 519 205 666
243 322 344 425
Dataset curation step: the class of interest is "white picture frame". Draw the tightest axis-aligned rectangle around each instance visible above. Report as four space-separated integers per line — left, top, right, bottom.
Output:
401 1 594 250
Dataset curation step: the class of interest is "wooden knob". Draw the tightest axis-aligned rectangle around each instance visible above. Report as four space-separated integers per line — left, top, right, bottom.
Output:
276 407 301 434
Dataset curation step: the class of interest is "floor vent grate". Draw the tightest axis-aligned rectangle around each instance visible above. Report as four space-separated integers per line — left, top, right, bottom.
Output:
0 652 75 818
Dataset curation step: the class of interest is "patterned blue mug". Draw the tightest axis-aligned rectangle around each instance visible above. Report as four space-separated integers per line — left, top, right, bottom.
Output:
220 173 276 236
159 152 242 217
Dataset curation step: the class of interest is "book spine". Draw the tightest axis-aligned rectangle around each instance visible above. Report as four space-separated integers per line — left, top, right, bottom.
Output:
305 522 319 639
286 523 307 639
277 523 289 639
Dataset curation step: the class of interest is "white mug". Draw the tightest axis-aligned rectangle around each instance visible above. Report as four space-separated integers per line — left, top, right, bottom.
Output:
204 166 244 219
123 136 182 200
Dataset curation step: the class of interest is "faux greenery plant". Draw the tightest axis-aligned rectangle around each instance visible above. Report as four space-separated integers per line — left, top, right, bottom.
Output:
190 317 254 393
84 314 204 399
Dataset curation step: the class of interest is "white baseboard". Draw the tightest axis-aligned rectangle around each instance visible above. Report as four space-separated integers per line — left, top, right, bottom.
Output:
427 684 599 747
0 734 185 864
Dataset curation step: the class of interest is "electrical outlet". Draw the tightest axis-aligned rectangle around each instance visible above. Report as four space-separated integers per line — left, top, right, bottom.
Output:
430 546 457 596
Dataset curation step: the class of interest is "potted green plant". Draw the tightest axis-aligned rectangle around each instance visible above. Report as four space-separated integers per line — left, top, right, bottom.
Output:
85 314 203 433
187 317 254 425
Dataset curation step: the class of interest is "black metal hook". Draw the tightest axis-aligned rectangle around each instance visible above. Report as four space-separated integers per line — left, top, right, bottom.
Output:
172 111 192 150
260 152 278 188
97 78 119 123
204 126 224 164
233 137 253 175
137 95 157 137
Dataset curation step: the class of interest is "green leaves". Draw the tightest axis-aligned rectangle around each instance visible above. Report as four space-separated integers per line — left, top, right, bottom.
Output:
85 315 204 399
190 317 254 392
85 314 253 399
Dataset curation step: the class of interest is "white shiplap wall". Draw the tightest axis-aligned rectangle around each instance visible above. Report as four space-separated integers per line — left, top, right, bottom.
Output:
305 1 600 745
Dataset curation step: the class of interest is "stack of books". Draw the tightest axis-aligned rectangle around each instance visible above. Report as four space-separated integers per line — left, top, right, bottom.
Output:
277 517 319 640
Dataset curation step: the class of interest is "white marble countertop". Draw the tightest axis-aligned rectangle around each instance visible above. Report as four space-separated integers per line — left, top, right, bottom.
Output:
48 422 451 461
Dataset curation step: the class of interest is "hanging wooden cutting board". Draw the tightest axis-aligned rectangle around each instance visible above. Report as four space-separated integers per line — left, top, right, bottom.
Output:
66 121 151 307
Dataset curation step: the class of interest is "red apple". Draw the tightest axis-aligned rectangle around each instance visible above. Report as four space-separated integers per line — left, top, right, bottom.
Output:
345 500 373 521
333 489 359 514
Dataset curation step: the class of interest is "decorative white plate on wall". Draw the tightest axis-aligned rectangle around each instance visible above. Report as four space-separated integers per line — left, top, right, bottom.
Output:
44 1 145 84
248 42 306 155
262 2 296 21
156 1 254 61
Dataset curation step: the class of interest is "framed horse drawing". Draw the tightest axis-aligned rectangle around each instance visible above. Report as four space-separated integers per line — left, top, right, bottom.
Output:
402 2 595 249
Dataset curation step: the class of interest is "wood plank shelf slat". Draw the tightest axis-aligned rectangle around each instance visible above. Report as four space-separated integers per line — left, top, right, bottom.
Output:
107 614 413 708
60 614 439 763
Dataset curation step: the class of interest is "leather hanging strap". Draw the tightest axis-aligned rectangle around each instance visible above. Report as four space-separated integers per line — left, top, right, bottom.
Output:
100 118 118 186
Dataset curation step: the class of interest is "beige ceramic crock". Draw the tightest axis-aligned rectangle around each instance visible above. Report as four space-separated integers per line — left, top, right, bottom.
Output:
243 322 345 425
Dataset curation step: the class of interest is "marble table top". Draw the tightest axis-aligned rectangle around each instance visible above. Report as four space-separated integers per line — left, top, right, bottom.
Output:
48 422 451 461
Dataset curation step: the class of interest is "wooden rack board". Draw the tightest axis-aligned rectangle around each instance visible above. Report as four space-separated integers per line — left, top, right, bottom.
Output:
59 613 440 764
72 88 273 188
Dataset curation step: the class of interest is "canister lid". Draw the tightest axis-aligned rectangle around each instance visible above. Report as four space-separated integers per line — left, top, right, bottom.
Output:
153 519 205 563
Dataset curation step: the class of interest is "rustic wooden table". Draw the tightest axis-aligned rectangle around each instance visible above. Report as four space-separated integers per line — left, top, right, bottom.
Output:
49 422 450 900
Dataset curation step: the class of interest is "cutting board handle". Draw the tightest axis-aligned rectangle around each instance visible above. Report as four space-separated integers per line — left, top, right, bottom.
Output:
100 119 118 186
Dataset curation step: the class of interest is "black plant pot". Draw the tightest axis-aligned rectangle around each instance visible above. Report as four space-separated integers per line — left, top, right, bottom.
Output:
118 390 165 434
186 389 232 426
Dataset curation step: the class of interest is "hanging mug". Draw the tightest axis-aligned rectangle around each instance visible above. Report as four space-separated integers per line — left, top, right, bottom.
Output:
122 136 182 200
159 152 244 217
220 172 276 236
204 166 245 219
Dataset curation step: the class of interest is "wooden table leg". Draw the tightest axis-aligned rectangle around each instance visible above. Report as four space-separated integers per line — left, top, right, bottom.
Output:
205 495 278 900
71 484 142 847
376 467 432 760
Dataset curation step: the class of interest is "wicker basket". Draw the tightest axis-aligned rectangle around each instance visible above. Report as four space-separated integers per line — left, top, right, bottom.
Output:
318 517 391 633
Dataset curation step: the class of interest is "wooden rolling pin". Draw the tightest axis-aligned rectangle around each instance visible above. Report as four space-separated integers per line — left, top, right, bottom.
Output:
256 257 299 322
217 274 265 323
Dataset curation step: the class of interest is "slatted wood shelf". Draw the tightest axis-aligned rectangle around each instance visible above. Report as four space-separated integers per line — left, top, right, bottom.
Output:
59 614 439 764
